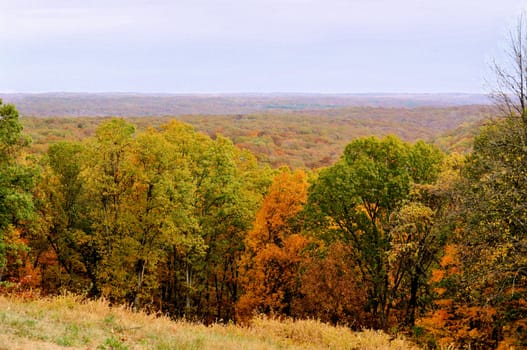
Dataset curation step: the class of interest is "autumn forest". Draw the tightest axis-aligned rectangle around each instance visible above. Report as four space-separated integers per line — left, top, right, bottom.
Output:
6 19 527 346
0 88 525 350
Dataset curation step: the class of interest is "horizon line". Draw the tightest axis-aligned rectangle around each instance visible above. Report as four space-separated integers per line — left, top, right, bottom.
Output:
0 91 490 96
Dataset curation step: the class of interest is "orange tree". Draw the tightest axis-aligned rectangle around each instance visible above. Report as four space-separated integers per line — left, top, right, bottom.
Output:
237 169 309 322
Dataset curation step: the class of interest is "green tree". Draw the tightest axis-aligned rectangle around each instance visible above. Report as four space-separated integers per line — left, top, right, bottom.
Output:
405 153 464 327
306 135 444 328
0 100 35 279
114 127 192 307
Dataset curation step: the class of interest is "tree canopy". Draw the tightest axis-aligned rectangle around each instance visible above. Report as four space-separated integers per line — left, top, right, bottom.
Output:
0 100 35 277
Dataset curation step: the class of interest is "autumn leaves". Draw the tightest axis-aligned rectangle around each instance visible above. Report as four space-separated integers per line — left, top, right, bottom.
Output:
2 104 452 332
3 97 526 348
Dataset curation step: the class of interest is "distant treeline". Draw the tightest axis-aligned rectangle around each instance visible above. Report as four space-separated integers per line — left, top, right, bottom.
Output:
20 105 492 168
4 92 491 117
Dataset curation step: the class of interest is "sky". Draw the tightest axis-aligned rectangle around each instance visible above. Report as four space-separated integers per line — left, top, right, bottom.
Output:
1 0 527 93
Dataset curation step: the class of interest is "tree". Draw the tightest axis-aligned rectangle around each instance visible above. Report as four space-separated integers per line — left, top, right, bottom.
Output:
155 121 269 321
117 127 191 307
297 241 370 327
237 169 309 322
448 105 527 348
492 14 527 128
391 153 463 329
389 202 437 326
434 15 527 348
0 100 35 281
31 142 90 292
28 118 269 321
306 136 444 329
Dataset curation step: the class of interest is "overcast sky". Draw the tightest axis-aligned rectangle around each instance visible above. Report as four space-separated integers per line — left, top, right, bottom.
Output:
1 0 527 93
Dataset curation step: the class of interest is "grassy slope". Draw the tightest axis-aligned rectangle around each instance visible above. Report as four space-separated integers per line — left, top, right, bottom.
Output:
0 295 420 350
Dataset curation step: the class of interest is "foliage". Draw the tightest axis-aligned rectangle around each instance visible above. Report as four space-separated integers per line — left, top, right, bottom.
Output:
28 118 271 322
428 115 527 348
237 169 309 322
7 94 527 348
297 241 370 327
306 135 445 329
20 104 491 168
0 100 35 282
418 17 527 348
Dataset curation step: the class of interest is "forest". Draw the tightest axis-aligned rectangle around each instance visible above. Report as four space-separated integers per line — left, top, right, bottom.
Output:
5 27 527 347
3 92 491 117
1 90 526 348
19 104 491 169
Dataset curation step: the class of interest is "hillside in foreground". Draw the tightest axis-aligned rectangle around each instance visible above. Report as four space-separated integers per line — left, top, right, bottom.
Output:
0 295 419 350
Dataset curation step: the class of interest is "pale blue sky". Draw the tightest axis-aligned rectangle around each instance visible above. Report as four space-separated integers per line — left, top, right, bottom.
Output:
1 0 527 93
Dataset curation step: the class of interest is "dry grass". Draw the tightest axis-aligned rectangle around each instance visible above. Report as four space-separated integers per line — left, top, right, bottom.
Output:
0 294 421 349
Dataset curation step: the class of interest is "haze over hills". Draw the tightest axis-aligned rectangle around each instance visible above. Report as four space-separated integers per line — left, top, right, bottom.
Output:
19 102 494 168
2 92 492 117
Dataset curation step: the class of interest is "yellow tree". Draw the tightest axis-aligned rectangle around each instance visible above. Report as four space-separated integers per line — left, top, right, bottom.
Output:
156 121 269 321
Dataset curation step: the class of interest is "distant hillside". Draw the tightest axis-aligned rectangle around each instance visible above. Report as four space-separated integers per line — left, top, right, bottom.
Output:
21 105 494 168
3 92 491 117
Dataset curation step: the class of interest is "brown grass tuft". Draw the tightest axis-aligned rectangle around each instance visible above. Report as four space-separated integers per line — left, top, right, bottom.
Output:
0 294 421 349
